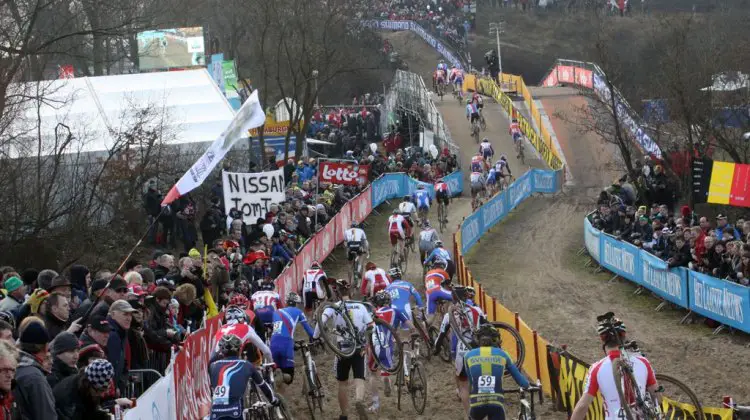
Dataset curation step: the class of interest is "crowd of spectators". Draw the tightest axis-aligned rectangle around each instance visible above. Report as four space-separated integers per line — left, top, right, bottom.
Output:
592 160 750 286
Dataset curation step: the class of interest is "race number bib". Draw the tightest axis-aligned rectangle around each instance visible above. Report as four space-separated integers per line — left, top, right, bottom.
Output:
388 289 399 300
425 279 437 290
213 384 230 405
477 375 496 393
273 321 283 335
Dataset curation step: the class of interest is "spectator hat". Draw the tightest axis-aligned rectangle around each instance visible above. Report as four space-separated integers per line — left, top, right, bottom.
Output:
87 314 112 332
716 214 728 220
78 343 104 361
85 359 115 391
107 276 128 291
90 278 108 295
29 289 50 314
19 319 50 345
188 248 201 258
152 249 165 261
51 331 80 356
49 276 72 293
4 276 22 293
638 206 647 213
109 300 137 314
128 284 147 297
20 269 39 286
152 286 172 301
126 299 144 310
639 216 649 222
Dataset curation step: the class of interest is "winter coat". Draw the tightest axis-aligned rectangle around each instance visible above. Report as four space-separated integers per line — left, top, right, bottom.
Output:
47 357 78 389
144 301 173 353
105 317 129 393
43 313 68 341
53 374 111 420
14 350 56 420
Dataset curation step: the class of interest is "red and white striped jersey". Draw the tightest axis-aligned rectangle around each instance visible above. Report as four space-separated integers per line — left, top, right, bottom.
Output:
584 350 657 420
302 269 327 294
251 290 281 310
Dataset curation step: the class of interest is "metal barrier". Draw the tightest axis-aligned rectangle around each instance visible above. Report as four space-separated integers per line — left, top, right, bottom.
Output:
122 369 164 400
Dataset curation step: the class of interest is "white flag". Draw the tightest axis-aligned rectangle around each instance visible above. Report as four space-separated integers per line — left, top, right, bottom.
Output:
162 90 266 205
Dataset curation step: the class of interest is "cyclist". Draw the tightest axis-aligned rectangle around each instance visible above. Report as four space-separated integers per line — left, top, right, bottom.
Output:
344 222 369 287
302 260 329 316
486 166 498 197
367 290 416 414
509 118 521 144
470 170 486 207
251 280 283 330
570 315 659 420
361 261 391 299
470 152 485 173
479 137 494 164
424 240 455 280
466 99 480 131
227 293 267 344
313 278 373 420
209 335 279 419
450 66 464 97
388 209 410 256
211 306 273 363
434 178 451 224
269 292 315 388
412 184 431 223
434 68 447 94
418 220 440 265
471 91 484 115
495 154 513 190
464 324 531 420
424 259 452 325
384 267 424 328
436 59 448 73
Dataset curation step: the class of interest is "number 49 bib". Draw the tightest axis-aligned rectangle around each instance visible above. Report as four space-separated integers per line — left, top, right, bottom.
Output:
477 375 496 393
213 384 230 405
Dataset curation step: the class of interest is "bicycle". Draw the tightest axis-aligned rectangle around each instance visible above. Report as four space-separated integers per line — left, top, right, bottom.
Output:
437 82 444 101
410 307 434 361
259 362 294 419
479 110 487 131
438 200 448 233
390 238 405 272
506 381 544 420
517 141 525 165
471 119 481 143
315 300 403 374
350 250 365 289
295 340 325 420
395 333 428 414
426 299 452 363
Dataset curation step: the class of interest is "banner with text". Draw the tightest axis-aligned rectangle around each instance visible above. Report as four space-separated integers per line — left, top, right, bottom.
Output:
174 315 221 420
222 169 286 224
360 20 463 69
639 251 689 307
688 270 749 332
318 160 362 186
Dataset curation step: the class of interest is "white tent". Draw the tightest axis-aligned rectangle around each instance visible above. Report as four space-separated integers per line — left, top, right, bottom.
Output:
5 69 235 157
701 71 750 92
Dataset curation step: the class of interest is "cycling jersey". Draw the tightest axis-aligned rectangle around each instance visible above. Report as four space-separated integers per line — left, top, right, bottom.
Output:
388 214 407 238
314 301 373 353
424 269 449 292
487 168 497 184
418 228 439 252
251 290 281 324
470 156 484 173
479 141 493 156
464 347 530 409
302 269 327 295
449 68 462 81
466 103 479 118
509 122 520 135
435 69 446 83
269 307 314 369
424 247 452 265
370 306 409 374
413 189 431 210
344 228 367 249
585 351 657 420
495 159 512 176
212 323 273 361
470 171 485 185
398 201 416 216
434 182 449 194
210 357 276 419
385 280 423 323
361 268 391 297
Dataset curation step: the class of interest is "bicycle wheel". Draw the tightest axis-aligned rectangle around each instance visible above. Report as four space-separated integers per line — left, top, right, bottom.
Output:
613 360 638 420
402 241 410 273
448 304 474 349
480 116 487 131
655 374 704 420
275 395 294 420
315 303 358 358
302 377 316 420
368 317 404 374
430 325 451 363
490 322 525 376
412 323 432 361
409 361 428 414
396 365 404 411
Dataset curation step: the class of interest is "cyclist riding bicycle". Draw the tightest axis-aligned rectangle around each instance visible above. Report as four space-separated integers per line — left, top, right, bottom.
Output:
495 154 513 189
571 315 659 420
471 92 484 113
470 153 485 173
464 324 531 420
424 240 455 280
450 67 464 95
466 100 480 128
418 220 440 264
470 171 486 203
384 267 424 328
434 69 447 91
344 222 369 286
437 60 448 73
412 184 431 221
424 259 453 324
486 167 497 195
388 209 411 254
269 292 316 387
313 278 373 420
302 260 329 316
367 290 417 414
479 138 494 162
211 306 273 363
361 261 391 299
509 118 522 144
434 179 451 223
251 281 282 326
210 335 279 419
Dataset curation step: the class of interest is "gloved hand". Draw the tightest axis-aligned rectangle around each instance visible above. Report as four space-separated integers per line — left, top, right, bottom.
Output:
271 397 281 407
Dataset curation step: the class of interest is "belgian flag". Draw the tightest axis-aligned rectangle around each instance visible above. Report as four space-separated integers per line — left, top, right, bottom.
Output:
692 158 750 207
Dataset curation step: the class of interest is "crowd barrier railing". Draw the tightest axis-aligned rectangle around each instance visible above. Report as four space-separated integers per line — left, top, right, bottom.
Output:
583 212 750 334
453 170 733 419
125 170 464 418
540 59 663 160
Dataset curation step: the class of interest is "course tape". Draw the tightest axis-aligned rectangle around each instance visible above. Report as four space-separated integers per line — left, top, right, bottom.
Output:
584 213 750 333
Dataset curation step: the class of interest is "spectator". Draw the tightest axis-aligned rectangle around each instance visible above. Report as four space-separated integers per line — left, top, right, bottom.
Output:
124 271 142 286
17 288 50 326
153 254 177 290
200 197 225 248
42 293 79 340
37 269 58 292
173 284 201 332
715 214 740 240
144 287 177 373
47 332 80 388
105 300 136 393
91 276 129 317
0 321 13 343
126 299 149 370
48 276 72 301
14 317 56 420
73 279 107 320
79 314 110 353
0 340 18 418
53 359 117 420
68 265 90 311
0 276 26 313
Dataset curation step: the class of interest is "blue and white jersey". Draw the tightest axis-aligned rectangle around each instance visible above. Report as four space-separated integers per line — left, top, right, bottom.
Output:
385 280 424 317
270 307 314 339
425 247 452 264
412 189 431 209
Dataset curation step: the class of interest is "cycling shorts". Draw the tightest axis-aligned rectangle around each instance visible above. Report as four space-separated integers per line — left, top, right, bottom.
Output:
477 103 484 110
254 307 276 325
436 76 445 84
470 113 480 124
471 182 484 195
436 190 449 205
270 335 295 370
426 289 453 315
470 405 506 420
304 290 321 310
417 202 430 211
512 132 521 142
481 149 493 159
455 341 470 377
347 246 364 261
393 304 413 330
334 351 366 381
389 231 405 246
455 77 464 85
486 175 496 185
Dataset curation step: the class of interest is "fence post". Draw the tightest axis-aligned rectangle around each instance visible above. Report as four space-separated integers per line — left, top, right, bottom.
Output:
491 297 497 321
533 330 543 382
514 312 520 334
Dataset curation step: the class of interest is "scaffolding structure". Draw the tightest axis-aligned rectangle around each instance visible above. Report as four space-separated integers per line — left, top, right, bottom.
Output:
381 70 460 157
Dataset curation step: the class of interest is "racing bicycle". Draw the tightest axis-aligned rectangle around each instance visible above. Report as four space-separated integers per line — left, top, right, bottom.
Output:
315 301 403 374
417 206 429 227
437 82 445 101
516 140 525 165
260 362 294 419
437 200 448 233
242 363 293 420
349 248 365 290
390 236 410 273
471 119 481 143
295 340 325 420
506 381 544 420
395 333 428 414
479 109 487 131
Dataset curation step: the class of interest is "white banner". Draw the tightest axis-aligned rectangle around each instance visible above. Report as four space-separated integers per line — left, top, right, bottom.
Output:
222 169 285 224
162 90 266 205
123 370 176 420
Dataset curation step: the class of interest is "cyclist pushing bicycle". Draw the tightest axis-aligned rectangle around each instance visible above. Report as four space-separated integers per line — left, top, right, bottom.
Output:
571 313 660 420
479 138 494 166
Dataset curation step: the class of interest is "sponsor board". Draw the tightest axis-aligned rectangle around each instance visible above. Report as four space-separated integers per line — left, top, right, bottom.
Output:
222 169 285 224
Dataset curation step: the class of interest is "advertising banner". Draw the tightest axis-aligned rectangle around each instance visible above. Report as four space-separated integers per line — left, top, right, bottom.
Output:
557 65 575 84
372 173 407 207
639 251 689 307
406 178 436 199
209 54 224 93
221 169 285 224
531 169 557 193
222 60 238 94
360 20 463 69
599 233 640 280
174 315 221 420
542 70 558 87
461 211 483 255
358 164 371 185
574 68 594 89
583 217 600 261
124 370 176 420
480 191 508 235
442 170 464 195
316 220 337 262
688 270 750 332
507 171 533 210
555 352 604 420
334 202 353 244
351 188 373 226
275 263 296 299
58 65 75 79
319 161 361 186
295 237 317 289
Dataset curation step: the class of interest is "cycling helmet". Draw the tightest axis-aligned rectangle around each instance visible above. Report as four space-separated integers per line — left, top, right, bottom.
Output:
482 137 489 142
475 324 500 345
596 312 627 342
403 195 412 202
432 258 447 269
423 220 431 228
373 290 392 307
286 292 302 306
500 154 507 161
225 306 248 324
260 282 275 291
334 278 350 290
0 311 15 332
351 222 359 229
388 267 402 279
228 294 250 309
310 260 322 270
219 334 242 355
465 286 476 299
466 99 472 105
365 261 377 271
435 240 443 247
392 209 399 215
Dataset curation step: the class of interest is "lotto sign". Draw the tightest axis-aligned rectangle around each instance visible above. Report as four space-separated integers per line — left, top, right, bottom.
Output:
319 161 361 185
222 169 285 224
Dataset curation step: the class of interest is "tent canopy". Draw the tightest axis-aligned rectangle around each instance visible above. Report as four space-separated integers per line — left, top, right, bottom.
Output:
5 69 235 157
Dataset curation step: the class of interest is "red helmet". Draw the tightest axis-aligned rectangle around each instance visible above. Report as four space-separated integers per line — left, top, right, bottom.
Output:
228 293 250 309
366 262 377 271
